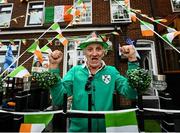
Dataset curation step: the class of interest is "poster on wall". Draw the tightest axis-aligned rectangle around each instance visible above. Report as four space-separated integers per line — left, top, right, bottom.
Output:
31 53 49 73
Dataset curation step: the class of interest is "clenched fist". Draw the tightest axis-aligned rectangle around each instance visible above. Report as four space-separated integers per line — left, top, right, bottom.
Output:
49 50 63 69
120 45 137 62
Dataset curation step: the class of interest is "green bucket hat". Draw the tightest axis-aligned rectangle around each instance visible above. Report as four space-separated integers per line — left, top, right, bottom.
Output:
79 32 109 49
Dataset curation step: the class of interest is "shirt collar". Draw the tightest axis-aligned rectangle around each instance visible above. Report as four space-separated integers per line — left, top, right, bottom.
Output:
82 60 106 75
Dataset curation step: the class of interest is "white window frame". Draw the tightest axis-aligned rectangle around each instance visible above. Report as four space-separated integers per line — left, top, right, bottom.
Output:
25 1 45 27
63 38 85 76
73 0 92 24
0 40 21 74
136 39 158 75
170 0 180 12
0 3 13 28
110 0 131 23
136 40 160 100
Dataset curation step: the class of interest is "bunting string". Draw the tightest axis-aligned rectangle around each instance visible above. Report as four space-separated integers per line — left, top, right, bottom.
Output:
1 107 180 115
136 17 180 54
130 8 176 32
0 0 88 78
114 0 180 54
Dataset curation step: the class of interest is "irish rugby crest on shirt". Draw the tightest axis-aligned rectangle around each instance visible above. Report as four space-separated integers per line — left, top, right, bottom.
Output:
102 75 111 84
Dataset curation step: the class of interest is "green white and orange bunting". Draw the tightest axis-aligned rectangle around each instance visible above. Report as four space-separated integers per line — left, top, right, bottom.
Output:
162 31 180 44
22 39 27 45
51 23 62 34
47 38 53 45
167 27 177 33
41 45 52 54
154 19 167 23
105 111 138 132
8 66 30 78
55 34 68 46
140 21 154 36
27 41 43 63
19 124 45 133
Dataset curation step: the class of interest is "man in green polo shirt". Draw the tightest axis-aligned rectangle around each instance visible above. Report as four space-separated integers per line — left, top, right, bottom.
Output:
48 32 139 132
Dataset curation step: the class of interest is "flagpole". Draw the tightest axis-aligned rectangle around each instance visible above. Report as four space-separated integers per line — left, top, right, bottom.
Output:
114 0 180 54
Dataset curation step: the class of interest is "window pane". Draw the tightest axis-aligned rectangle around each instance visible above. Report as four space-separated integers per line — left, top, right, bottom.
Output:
29 11 43 24
171 0 180 12
0 4 13 27
26 2 44 26
111 0 130 23
74 0 92 24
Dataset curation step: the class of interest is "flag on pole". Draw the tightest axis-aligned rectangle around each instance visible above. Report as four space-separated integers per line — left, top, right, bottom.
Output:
27 41 43 63
8 66 30 78
162 31 180 44
51 23 62 34
45 5 73 23
105 111 139 132
41 45 52 54
125 37 141 59
140 21 154 36
126 37 135 45
19 123 45 133
3 44 16 71
55 34 68 46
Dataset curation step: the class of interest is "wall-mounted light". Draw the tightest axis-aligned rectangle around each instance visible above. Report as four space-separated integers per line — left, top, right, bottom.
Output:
152 75 167 91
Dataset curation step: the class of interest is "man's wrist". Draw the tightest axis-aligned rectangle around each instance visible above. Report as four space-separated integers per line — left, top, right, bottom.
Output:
49 64 59 69
128 60 139 63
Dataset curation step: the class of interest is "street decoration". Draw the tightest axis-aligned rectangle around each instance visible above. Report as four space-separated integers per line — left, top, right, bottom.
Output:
127 68 151 94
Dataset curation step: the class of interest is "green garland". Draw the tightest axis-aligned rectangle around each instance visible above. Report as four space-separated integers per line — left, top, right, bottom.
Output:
32 71 59 89
127 68 151 94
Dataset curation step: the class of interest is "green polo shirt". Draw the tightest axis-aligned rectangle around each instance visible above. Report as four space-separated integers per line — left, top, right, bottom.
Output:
49 62 139 132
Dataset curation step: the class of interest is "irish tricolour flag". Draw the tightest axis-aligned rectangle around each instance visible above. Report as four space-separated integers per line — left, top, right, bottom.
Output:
19 123 45 133
41 45 52 54
45 5 73 23
162 31 180 44
140 21 154 36
105 111 139 132
19 114 53 133
8 66 30 78
27 41 43 63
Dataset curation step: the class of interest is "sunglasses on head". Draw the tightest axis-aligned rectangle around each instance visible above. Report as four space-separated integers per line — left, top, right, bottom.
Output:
85 75 94 91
